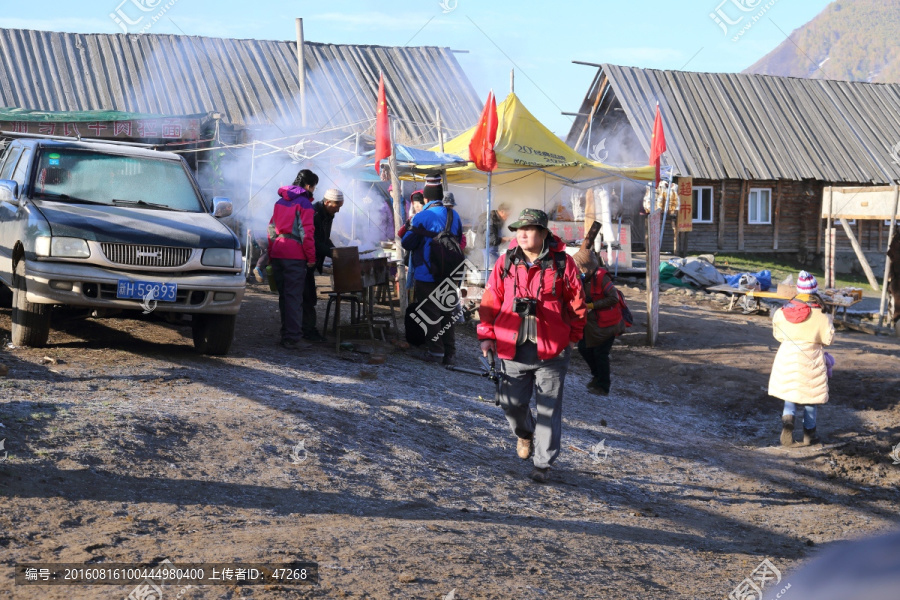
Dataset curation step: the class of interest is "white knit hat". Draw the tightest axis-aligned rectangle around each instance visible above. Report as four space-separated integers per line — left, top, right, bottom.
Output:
323 188 344 203
797 270 818 294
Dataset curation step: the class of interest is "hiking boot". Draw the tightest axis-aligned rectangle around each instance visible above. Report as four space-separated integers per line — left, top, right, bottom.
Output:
780 414 795 447
253 266 266 283
303 330 328 343
516 436 533 460
422 352 444 364
280 339 310 351
442 352 457 366
587 378 609 396
530 467 550 483
803 427 820 445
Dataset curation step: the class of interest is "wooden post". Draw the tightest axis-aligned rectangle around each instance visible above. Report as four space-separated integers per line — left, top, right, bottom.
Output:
878 184 899 326
718 181 726 249
573 76 607 154
295 18 306 128
839 217 880 291
773 180 782 250
646 209 661 347
817 204 823 253
738 180 747 250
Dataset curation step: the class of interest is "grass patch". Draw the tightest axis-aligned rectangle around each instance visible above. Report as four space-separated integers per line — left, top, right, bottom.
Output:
714 253 873 292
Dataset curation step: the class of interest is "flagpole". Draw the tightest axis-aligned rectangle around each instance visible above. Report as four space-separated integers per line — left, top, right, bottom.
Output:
485 171 492 278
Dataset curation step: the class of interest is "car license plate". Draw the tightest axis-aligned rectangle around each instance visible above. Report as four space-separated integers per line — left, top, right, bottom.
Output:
116 280 177 302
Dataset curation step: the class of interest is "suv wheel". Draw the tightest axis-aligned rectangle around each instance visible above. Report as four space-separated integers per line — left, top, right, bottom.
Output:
11 262 51 347
192 313 236 355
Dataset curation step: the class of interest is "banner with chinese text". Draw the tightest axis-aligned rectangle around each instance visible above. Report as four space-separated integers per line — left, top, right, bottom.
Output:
676 177 693 232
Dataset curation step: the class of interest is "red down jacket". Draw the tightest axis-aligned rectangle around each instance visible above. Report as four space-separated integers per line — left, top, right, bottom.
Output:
477 235 587 360
268 186 316 261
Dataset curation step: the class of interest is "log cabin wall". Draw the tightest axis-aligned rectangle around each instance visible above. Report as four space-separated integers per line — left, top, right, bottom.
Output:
660 179 827 254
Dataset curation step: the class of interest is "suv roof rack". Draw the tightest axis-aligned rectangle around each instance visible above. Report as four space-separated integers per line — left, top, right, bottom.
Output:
0 130 162 149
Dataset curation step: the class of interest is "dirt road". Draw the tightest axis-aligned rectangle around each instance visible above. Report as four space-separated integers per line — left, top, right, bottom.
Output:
1 283 898 599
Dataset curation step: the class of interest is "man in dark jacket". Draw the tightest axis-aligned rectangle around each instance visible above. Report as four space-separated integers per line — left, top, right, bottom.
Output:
303 188 344 342
400 174 463 364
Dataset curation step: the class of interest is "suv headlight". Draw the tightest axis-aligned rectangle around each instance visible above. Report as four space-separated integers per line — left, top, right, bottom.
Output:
202 248 237 267
35 236 91 258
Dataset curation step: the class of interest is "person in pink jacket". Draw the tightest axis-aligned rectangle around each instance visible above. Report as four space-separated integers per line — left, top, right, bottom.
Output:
769 272 835 446
267 169 318 349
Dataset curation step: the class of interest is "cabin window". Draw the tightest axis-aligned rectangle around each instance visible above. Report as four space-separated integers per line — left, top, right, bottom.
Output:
692 186 713 223
748 188 771 224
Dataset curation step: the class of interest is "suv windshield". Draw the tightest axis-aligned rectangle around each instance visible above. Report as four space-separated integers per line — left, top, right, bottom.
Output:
31 149 204 212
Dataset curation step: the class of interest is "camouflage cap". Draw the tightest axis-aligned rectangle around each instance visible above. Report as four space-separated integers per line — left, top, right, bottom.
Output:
508 208 549 232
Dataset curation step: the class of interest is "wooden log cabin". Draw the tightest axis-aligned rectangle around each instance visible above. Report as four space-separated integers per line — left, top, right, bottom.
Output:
566 64 900 271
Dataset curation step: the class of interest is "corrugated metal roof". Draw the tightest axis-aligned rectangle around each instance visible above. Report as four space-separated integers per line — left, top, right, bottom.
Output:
566 64 900 184
0 27 481 142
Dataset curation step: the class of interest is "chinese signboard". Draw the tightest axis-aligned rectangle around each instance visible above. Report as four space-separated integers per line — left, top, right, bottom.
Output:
0 118 202 141
677 177 693 233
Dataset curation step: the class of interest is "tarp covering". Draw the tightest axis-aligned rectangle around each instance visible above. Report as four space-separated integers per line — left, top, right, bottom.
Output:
336 145 468 182
433 93 654 188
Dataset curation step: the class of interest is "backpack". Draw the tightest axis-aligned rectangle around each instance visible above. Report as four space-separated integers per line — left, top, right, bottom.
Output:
420 208 465 282
500 249 568 296
617 289 633 327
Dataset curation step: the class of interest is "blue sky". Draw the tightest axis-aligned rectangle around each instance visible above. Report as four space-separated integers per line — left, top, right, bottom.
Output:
1 0 834 136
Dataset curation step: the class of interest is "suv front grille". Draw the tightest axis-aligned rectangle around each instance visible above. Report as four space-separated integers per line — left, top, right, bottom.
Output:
100 243 191 268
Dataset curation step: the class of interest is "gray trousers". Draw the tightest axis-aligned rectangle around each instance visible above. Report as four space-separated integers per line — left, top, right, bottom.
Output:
498 342 571 469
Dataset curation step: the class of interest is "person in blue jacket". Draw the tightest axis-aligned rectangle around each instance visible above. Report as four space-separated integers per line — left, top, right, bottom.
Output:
401 173 464 365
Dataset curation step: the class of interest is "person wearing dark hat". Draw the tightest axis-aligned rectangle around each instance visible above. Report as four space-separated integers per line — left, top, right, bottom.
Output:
301 188 344 342
477 208 588 483
401 173 465 364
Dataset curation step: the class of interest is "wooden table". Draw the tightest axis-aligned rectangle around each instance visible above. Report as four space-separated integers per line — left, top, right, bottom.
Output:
705 284 861 315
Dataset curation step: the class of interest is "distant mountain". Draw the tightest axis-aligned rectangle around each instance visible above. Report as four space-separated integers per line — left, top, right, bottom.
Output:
744 0 900 82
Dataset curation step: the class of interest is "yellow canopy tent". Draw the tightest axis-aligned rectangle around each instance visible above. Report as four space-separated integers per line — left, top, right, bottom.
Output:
419 93 653 272
432 92 653 187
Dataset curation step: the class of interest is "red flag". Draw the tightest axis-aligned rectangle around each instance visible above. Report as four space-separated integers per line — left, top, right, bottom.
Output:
649 103 667 185
374 73 391 175
468 90 498 172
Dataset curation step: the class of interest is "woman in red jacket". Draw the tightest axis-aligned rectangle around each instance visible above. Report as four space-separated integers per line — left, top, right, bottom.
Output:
573 250 623 395
267 169 318 349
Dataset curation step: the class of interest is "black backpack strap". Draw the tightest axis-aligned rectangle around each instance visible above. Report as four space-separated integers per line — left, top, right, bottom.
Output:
442 208 454 234
551 251 567 296
501 250 515 279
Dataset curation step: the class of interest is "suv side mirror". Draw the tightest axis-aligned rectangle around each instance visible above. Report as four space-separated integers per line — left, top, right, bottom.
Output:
0 179 18 203
212 197 232 218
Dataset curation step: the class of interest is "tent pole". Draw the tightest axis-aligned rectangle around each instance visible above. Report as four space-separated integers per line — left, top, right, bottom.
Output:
390 140 407 313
